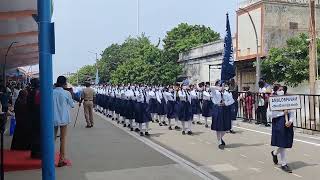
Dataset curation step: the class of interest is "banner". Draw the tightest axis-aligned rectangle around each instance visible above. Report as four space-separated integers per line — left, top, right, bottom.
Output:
269 95 301 111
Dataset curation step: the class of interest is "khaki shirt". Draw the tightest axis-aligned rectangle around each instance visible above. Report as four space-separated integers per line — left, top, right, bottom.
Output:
82 87 96 101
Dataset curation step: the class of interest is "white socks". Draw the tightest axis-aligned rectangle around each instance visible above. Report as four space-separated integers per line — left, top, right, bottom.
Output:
275 148 287 166
216 131 226 145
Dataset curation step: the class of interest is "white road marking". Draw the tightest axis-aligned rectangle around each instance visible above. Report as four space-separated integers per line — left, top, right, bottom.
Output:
303 154 311 157
249 168 261 173
190 142 196 145
234 126 320 147
274 167 281 171
97 113 220 180
240 154 248 158
226 149 232 152
292 174 303 178
258 161 265 164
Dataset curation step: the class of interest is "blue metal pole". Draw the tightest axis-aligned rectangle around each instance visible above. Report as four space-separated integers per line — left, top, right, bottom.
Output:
37 0 55 180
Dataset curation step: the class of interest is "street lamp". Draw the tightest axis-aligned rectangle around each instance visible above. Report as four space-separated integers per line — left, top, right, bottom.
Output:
3 42 18 86
238 8 260 91
88 51 99 84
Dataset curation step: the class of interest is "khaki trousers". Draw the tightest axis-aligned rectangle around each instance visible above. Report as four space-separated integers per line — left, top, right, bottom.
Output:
54 125 67 161
84 101 94 125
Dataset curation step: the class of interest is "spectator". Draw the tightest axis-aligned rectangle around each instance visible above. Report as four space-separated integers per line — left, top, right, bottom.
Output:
53 76 74 167
256 81 270 127
11 89 31 150
245 91 254 122
28 78 41 159
12 84 21 106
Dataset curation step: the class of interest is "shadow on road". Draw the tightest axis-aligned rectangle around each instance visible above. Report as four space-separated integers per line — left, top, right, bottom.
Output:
226 143 265 149
288 161 319 170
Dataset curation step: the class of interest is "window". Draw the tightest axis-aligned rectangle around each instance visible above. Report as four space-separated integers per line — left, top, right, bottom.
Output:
289 22 298 30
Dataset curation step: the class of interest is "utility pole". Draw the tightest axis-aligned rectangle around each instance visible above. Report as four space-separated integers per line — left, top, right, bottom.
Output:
309 0 317 128
239 8 260 92
309 0 317 95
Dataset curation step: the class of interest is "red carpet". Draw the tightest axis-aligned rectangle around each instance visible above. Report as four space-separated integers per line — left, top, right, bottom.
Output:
4 150 71 172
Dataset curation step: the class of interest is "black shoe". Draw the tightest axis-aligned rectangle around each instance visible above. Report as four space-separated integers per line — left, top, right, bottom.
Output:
265 123 271 127
197 121 203 125
121 121 124 124
86 125 91 128
117 121 120 124
112 118 115 121
192 121 195 124
281 165 292 173
229 130 236 134
162 121 168 126
140 132 144 136
90 124 94 128
159 123 163 126
130 128 134 131
135 128 140 132
145 132 150 136
221 139 226 146
255 122 261 125
123 124 127 127
187 131 193 135
116 118 118 121
182 131 186 135
128 124 131 128
218 144 225 150
205 124 209 128
271 151 278 165
151 120 154 123
169 126 173 130
156 119 159 123
175 126 181 130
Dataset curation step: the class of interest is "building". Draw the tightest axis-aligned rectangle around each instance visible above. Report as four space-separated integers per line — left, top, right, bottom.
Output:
236 0 320 90
178 38 236 85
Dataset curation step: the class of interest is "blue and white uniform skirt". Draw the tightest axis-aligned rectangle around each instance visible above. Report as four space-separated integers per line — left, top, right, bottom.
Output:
178 101 192 122
211 105 232 131
119 99 126 117
166 100 176 119
114 98 121 114
125 100 135 119
149 98 158 114
191 99 202 115
157 99 166 116
202 100 212 117
271 116 294 148
135 102 152 123
109 96 115 111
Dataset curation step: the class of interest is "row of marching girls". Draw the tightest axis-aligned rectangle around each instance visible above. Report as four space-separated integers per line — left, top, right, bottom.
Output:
94 83 208 136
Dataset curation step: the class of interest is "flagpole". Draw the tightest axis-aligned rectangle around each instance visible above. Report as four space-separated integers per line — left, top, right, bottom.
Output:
137 0 140 35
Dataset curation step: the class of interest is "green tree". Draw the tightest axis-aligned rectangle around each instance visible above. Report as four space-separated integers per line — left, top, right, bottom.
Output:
163 23 220 61
262 33 320 87
68 65 96 85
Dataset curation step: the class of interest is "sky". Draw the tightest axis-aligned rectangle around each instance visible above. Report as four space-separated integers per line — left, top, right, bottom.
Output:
52 0 240 79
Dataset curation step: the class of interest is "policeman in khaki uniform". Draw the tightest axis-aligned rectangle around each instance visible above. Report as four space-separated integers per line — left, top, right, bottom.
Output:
80 82 96 128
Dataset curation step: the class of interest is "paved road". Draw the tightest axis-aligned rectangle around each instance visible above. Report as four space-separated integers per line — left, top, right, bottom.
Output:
5 109 204 180
5 108 320 180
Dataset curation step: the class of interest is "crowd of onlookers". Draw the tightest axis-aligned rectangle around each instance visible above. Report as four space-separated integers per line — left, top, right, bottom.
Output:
0 79 42 159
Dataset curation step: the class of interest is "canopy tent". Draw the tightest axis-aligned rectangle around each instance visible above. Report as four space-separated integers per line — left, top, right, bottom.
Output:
0 0 39 69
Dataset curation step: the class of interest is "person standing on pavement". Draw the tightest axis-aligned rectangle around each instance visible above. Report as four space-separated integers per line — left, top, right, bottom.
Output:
270 85 294 173
80 82 96 128
53 76 74 167
229 78 238 134
256 81 270 127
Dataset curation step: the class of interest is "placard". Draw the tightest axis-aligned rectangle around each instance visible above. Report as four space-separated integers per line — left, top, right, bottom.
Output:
269 95 301 111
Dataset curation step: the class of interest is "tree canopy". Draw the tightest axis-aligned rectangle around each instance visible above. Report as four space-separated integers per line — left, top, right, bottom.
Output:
261 33 320 87
68 23 220 85
163 23 220 61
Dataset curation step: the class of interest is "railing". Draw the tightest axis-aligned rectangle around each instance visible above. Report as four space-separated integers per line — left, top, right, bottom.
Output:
237 92 320 132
